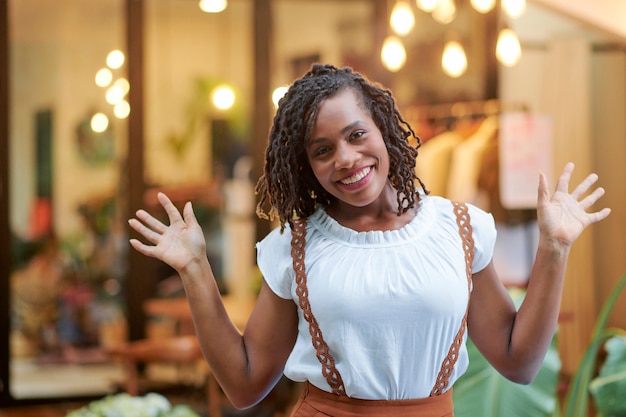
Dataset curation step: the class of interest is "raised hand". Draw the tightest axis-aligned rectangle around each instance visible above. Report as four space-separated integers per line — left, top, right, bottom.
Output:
128 192 207 273
537 162 611 248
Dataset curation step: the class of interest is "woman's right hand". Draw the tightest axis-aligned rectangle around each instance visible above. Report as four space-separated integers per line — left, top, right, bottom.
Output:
128 192 207 273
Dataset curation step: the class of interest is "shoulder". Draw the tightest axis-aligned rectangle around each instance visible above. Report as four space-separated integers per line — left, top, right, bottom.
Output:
424 195 497 272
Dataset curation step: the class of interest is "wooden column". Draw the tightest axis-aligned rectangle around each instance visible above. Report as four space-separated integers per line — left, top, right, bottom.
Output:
252 0 272 243
125 0 149 341
0 0 11 403
543 38 596 376
590 48 626 329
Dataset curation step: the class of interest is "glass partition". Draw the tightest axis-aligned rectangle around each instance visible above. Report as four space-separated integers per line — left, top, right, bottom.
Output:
8 0 128 399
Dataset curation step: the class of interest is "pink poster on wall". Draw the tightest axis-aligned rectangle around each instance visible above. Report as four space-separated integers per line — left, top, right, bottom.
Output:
499 112 553 209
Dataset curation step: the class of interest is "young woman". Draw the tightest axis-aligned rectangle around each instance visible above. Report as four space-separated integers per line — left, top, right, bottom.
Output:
128 64 610 416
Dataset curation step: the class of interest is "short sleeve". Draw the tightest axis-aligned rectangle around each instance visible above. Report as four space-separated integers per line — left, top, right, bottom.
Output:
466 203 497 273
255 226 294 300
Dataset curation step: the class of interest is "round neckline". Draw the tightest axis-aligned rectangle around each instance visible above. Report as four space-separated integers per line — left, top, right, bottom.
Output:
308 193 435 247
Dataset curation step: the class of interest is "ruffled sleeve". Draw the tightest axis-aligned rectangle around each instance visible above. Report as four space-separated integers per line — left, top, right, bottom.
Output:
466 202 497 273
255 226 295 299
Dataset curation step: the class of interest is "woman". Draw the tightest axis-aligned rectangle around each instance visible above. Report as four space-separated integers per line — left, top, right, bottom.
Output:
128 64 610 416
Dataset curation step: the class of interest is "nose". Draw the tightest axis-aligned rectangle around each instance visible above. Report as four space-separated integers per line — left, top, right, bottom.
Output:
334 142 357 170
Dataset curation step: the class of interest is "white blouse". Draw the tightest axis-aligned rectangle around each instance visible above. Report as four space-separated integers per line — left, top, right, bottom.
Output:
256 194 497 400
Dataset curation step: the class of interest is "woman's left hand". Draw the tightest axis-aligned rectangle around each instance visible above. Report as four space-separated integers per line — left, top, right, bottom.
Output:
537 162 611 248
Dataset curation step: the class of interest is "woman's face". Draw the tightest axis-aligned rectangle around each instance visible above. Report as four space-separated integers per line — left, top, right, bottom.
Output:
306 89 390 210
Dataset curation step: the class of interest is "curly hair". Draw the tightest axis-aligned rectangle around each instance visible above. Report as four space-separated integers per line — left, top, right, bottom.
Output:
255 64 428 230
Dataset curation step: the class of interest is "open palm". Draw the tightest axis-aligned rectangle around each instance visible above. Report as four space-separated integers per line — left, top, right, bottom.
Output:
537 163 611 247
128 192 207 273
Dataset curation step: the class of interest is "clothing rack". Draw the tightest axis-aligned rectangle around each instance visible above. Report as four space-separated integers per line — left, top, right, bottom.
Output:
404 99 529 124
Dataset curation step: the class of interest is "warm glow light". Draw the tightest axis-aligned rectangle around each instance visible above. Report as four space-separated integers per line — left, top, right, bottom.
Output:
496 28 522 66
212 85 235 110
442 40 467 77
199 0 227 13
416 0 438 13
95 68 113 87
106 50 125 69
502 0 526 18
106 85 125 105
114 100 131 119
470 0 495 13
432 0 456 24
113 78 130 94
272 86 289 108
91 113 109 133
390 1 415 36
381 36 407 72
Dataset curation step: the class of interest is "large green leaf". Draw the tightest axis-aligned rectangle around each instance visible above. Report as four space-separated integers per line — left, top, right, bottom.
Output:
453 288 561 417
589 335 626 416
563 272 626 417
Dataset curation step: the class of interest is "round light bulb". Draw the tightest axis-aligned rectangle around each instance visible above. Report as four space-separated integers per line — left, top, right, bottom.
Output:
470 0 495 13
199 0 227 13
272 86 289 108
95 68 113 87
381 36 407 72
390 1 415 36
91 113 109 133
212 85 235 110
502 0 526 18
496 28 522 67
416 0 438 13
106 50 125 69
442 40 467 78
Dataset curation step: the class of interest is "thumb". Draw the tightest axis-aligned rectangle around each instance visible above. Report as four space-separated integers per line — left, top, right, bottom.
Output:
182 201 200 228
537 172 550 208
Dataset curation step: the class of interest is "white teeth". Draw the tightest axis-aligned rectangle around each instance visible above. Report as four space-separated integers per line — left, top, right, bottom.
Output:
340 166 371 185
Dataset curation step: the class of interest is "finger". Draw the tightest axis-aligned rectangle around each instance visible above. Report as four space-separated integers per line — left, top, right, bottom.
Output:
571 173 599 200
182 201 200 228
537 171 550 207
134 209 168 234
129 238 157 257
158 192 184 224
586 207 612 225
128 218 162 244
579 186 605 209
555 162 575 193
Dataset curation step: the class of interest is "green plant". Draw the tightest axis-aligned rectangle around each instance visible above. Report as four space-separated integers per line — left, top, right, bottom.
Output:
589 335 626 416
562 271 626 417
453 288 562 417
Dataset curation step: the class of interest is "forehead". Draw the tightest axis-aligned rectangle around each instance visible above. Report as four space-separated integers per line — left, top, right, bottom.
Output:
316 88 368 119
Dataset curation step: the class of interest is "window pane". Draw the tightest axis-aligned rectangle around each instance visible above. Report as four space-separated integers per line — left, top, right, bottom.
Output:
9 0 127 399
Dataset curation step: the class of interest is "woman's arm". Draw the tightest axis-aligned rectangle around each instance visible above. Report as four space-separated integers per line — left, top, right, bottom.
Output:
467 162 610 383
128 192 298 408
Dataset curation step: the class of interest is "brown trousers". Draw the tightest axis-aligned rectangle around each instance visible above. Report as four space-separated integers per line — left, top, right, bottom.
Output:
289 383 454 417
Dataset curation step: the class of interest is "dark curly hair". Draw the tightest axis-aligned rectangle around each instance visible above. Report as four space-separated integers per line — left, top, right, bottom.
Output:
255 64 428 230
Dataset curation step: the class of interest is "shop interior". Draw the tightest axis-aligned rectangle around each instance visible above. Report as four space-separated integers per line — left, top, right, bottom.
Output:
1 0 625 416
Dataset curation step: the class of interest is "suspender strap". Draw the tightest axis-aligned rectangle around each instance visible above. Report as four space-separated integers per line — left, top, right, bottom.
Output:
289 201 475 398
291 218 346 396
430 201 475 396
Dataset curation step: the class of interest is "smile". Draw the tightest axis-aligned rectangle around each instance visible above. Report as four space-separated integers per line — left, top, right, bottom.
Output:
339 166 372 185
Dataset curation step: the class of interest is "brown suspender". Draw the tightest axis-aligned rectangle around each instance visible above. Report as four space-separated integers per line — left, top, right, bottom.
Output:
289 201 475 397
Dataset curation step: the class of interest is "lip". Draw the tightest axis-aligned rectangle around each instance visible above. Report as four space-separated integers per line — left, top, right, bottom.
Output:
335 165 374 189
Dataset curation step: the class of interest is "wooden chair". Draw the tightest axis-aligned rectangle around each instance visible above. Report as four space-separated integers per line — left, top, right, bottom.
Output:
107 296 255 417
107 335 221 415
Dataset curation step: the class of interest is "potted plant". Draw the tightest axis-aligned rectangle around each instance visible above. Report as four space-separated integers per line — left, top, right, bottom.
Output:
65 392 201 417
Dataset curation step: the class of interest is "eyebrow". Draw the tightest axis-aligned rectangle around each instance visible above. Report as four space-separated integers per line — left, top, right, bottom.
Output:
307 120 366 148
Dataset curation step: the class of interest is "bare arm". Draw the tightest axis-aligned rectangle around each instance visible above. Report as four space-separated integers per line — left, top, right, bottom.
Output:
128 192 298 408
467 162 611 383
